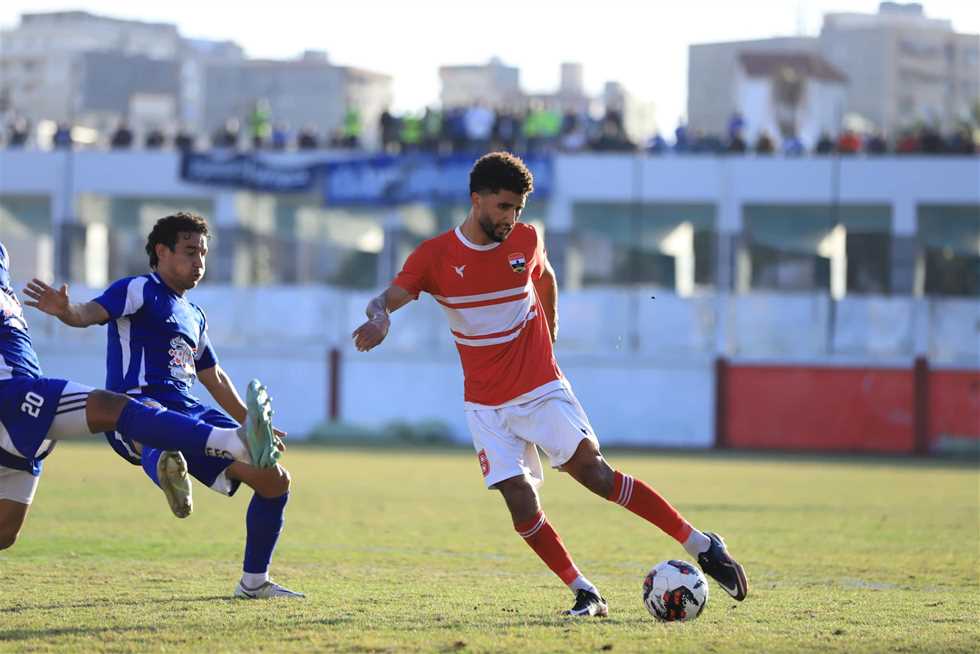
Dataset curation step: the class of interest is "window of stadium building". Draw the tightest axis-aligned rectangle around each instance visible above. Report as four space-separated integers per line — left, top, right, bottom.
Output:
0 195 53 282
742 205 891 296
918 205 980 297
571 203 715 294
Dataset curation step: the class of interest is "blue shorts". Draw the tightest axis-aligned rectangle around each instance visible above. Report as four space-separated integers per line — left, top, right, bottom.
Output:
106 390 241 495
0 377 69 476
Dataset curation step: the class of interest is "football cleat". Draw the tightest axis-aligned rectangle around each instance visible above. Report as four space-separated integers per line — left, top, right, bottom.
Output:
562 589 609 617
157 450 192 519
234 579 305 599
244 379 281 469
697 532 748 601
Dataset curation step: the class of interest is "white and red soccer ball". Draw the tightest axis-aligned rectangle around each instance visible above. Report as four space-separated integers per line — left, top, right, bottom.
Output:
642 559 709 621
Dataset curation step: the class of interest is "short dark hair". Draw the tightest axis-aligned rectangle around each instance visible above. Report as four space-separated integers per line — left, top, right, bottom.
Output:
469 152 534 196
145 211 210 268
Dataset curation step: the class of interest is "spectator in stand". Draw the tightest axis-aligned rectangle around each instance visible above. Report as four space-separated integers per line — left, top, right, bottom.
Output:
836 129 861 154
399 112 423 153
645 132 668 154
175 127 195 152
782 134 804 156
919 126 944 154
297 125 319 150
895 129 920 154
342 107 362 149
815 132 835 155
754 130 775 155
727 112 745 141
6 117 30 148
249 99 272 149
445 107 468 154
464 103 495 153
947 126 977 155
110 121 134 149
673 123 690 153
727 130 747 154
492 109 519 153
271 123 290 151
559 111 588 152
144 128 166 150
52 123 73 150
865 131 888 155
422 107 444 153
379 109 400 154
212 118 240 150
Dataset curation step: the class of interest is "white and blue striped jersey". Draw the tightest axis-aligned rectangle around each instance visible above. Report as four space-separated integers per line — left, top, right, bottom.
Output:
93 273 218 396
0 241 43 381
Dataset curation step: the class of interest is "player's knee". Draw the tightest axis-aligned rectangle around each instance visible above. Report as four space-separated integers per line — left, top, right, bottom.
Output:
0 528 20 550
87 389 127 427
256 465 290 498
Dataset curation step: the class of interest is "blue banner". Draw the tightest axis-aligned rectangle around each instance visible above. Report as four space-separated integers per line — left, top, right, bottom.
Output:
322 154 553 206
180 153 317 192
179 152 553 204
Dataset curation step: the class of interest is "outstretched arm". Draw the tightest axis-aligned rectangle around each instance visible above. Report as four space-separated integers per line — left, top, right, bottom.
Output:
351 285 414 352
21 279 109 327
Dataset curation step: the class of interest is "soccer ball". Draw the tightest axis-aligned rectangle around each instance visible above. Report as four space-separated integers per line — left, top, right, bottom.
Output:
642 560 709 621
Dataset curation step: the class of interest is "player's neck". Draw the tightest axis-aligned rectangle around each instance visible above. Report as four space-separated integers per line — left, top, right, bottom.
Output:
153 269 187 296
460 214 493 246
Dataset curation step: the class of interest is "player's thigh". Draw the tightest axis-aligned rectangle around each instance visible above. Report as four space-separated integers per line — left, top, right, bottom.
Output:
509 390 600 469
46 381 95 439
467 409 541 489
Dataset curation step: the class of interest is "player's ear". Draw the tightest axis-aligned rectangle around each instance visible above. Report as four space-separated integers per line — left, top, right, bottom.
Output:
470 191 481 211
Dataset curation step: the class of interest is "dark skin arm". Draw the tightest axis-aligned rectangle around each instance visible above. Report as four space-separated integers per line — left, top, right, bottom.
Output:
532 260 559 343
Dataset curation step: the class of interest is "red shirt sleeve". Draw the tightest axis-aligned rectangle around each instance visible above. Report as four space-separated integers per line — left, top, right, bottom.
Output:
392 241 432 299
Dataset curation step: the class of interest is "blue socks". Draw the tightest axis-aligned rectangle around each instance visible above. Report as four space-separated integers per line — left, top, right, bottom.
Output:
140 447 163 487
243 492 289 575
116 400 213 454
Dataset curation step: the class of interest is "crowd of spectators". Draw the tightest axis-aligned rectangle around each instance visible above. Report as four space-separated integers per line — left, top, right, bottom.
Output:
3 109 977 157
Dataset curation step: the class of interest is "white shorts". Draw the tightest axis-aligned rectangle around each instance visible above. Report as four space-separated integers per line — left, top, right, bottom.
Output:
466 387 600 489
0 465 40 505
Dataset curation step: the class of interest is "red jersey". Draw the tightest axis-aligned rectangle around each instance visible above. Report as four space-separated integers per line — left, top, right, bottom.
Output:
393 223 564 407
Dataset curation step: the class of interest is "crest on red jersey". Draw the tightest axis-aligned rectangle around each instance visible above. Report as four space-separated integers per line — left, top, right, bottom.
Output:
508 252 526 273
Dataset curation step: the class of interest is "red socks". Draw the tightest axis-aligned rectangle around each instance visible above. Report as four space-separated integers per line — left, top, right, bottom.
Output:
513 511 580 584
608 470 693 543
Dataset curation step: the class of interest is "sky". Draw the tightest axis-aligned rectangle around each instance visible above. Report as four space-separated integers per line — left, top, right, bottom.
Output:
2 1 979 128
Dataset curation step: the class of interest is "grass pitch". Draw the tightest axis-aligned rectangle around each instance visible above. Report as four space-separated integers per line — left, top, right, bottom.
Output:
0 442 977 653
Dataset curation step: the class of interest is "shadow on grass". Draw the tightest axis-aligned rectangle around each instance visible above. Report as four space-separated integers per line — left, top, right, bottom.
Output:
0 594 229 614
291 440 979 471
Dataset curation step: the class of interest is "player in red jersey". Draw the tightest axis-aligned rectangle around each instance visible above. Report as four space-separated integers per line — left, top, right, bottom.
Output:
352 152 748 616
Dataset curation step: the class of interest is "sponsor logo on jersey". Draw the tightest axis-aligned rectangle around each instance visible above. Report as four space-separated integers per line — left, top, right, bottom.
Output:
478 449 490 477
508 253 526 273
453 264 466 278
168 337 197 383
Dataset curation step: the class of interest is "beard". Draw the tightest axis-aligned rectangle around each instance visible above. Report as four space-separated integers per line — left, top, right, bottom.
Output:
479 213 512 243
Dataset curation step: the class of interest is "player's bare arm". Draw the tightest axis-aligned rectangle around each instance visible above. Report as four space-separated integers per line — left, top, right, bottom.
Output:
352 284 414 352
534 260 559 343
198 364 287 442
21 279 109 327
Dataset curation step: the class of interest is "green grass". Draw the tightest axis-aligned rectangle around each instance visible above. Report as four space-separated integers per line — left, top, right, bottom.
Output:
1 443 977 653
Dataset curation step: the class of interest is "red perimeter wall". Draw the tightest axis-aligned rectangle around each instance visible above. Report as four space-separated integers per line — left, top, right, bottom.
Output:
721 363 980 453
929 370 980 449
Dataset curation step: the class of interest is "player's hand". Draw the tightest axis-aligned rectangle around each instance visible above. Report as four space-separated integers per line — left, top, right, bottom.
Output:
22 279 70 318
352 314 389 352
273 430 287 453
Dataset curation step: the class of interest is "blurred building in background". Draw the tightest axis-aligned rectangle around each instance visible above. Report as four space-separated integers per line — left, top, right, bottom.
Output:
203 50 392 149
689 2 980 138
